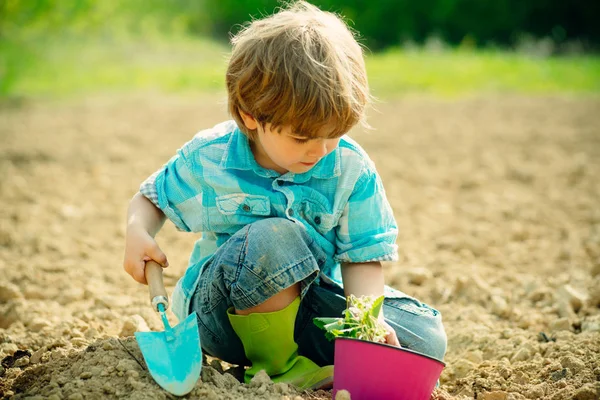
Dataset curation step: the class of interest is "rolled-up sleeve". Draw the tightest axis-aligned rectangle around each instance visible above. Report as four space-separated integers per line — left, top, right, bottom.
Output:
334 168 398 263
139 151 204 233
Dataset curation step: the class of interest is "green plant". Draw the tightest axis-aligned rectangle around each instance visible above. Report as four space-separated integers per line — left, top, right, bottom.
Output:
313 295 388 343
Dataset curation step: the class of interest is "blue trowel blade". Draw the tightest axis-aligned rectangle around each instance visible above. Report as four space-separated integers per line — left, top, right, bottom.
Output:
135 312 202 396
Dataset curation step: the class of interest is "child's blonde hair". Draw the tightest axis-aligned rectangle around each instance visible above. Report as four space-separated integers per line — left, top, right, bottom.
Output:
226 1 371 141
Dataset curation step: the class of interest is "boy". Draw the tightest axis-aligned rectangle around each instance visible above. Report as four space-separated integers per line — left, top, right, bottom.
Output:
123 1 446 390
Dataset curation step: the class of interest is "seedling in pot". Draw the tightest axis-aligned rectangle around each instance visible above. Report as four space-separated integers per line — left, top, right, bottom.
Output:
313 294 388 343
316 295 446 400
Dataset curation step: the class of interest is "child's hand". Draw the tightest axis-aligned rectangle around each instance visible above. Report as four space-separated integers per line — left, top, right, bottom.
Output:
381 319 401 347
123 225 169 284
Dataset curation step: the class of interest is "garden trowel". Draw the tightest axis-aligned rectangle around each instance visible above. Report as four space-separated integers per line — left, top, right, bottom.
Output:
135 260 202 396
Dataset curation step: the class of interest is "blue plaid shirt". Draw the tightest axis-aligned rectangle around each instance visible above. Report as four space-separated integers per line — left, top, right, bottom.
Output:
140 120 398 321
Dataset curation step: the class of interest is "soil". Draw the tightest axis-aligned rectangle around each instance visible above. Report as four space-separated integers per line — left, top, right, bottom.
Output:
0 94 599 399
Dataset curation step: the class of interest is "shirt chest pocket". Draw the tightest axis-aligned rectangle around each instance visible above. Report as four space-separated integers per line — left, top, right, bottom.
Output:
207 194 271 234
299 199 339 236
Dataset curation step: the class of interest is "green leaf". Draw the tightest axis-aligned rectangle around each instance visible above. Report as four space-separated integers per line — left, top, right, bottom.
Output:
313 317 341 331
370 295 385 319
344 308 352 320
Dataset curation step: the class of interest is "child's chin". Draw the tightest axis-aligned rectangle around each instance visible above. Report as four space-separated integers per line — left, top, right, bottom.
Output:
292 164 315 173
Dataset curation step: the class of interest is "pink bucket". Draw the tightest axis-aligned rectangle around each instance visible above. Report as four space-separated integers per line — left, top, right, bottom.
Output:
333 337 445 400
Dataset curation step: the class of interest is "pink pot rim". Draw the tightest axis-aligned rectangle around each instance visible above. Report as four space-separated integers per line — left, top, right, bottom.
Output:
335 337 446 367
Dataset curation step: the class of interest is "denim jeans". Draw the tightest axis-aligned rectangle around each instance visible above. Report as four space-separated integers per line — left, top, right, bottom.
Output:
189 218 447 367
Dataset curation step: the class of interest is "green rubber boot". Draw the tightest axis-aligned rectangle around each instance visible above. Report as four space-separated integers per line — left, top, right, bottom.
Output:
227 297 334 390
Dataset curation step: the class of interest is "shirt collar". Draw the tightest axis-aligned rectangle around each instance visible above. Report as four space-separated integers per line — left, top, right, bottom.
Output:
220 125 341 181
220 127 278 178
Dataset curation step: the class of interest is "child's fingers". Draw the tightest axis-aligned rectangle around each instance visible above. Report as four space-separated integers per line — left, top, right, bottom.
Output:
147 244 169 268
124 258 148 285
132 260 148 285
387 331 401 347
382 321 401 347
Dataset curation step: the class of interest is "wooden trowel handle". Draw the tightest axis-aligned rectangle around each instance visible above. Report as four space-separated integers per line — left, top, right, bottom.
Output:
145 260 169 312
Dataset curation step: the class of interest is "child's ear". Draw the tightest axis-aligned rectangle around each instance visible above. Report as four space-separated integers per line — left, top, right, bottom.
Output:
239 110 258 130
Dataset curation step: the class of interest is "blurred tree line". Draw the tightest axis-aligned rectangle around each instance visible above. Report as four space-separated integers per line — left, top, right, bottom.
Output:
204 0 599 51
0 0 598 50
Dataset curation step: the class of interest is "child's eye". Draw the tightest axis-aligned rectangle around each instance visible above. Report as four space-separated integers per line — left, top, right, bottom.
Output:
292 137 310 144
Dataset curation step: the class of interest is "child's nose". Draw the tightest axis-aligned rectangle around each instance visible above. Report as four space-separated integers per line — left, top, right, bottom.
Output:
308 140 328 158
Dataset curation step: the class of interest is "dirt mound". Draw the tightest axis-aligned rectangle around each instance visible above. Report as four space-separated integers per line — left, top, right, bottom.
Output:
3 335 312 399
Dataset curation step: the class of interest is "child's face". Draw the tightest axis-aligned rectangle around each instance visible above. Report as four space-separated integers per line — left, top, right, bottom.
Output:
240 112 341 174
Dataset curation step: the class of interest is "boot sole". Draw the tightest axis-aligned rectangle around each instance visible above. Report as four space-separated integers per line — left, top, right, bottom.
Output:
307 375 334 390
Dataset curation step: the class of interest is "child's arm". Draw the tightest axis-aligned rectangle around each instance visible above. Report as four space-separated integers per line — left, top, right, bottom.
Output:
334 160 400 345
341 261 400 346
123 192 169 284
340 261 385 298
123 138 206 284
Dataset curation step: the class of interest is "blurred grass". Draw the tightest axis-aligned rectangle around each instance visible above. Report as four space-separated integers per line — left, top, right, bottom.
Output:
0 36 227 98
368 49 600 97
1 35 599 99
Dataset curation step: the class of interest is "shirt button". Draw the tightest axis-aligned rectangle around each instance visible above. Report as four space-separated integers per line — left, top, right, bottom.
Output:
242 204 251 212
314 216 321 225
287 209 294 217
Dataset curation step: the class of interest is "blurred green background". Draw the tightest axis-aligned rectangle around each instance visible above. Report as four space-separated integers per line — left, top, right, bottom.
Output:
1 0 599 98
